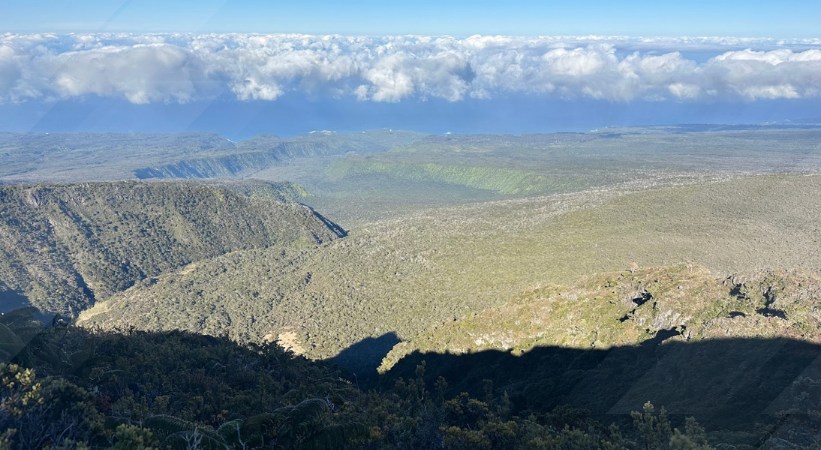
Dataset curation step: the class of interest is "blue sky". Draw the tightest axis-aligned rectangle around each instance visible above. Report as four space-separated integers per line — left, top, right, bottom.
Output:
2 0 820 37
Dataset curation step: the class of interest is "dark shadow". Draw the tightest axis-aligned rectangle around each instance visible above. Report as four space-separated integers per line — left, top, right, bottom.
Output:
301 203 348 238
756 306 788 319
329 332 401 380
381 336 821 431
756 286 788 319
631 290 653 307
0 292 54 324
1 314 374 449
2 309 819 447
0 290 31 313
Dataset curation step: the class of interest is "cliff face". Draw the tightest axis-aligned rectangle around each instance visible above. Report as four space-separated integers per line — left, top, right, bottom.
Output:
133 132 421 180
0 181 344 314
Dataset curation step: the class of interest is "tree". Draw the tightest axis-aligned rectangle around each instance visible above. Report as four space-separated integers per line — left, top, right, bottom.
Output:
631 402 672 450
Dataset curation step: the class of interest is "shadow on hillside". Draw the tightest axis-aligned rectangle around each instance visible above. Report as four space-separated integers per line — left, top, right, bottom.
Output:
329 332 400 380
2 304 818 438
318 326 819 433
0 290 31 313
0 291 54 324
381 335 821 431
302 204 348 238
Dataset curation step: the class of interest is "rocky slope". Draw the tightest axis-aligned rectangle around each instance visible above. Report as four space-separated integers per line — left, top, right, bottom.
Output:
382 265 821 370
0 181 343 314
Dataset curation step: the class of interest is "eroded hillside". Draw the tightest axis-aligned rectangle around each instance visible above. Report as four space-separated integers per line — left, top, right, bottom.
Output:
0 181 343 314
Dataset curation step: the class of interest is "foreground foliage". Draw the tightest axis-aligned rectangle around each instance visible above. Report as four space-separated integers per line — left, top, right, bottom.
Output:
1 311 819 449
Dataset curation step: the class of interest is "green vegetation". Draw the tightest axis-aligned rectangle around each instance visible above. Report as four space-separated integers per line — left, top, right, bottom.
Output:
80 174 821 366
211 180 313 202
308 127 821 222
0 181 342 314
134 151 285 179
4 127 821 225
2 309 818 449
2 127 821 448
327 159 571 195
382 264 821 369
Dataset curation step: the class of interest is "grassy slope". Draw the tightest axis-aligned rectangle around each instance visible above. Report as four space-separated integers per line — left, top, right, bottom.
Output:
383 265 821 370
0 181 341 314
79 174 821 360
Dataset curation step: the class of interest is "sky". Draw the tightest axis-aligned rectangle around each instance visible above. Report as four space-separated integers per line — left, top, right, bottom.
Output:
1 1 820 136
3 0 821 37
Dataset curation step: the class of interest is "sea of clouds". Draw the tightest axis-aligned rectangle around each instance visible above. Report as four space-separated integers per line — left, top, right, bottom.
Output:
1 33 820 105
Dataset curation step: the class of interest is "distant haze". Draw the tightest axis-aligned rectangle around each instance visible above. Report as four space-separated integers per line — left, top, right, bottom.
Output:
3 95 821 139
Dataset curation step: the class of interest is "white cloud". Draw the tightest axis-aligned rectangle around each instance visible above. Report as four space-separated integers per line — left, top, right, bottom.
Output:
705 49 821 100
0 33 820 104
543 47 608 77
0 45 21 94
51 44 206 104
667 82 701 99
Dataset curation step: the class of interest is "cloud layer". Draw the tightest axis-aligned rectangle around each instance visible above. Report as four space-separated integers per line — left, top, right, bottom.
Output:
1 34 820 104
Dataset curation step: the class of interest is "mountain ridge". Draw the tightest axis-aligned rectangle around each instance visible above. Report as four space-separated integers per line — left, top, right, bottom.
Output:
0 181 344 315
